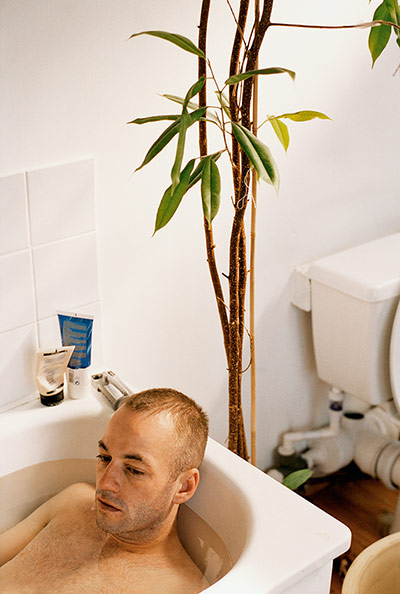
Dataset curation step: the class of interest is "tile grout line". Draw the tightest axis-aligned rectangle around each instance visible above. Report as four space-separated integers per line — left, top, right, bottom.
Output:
24 170 40 347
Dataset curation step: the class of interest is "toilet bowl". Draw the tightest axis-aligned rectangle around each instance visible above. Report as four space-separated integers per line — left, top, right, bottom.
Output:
342 531 400 594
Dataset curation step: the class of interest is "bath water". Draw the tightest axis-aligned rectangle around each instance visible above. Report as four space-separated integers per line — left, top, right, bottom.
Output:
0 458 232 585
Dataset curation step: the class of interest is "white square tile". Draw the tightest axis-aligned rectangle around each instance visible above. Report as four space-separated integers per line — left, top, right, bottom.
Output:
0 325 38 410
38 302 103 370
0 252 36 333
0 173 29 255
33 233 99 320
27 159 95 246
37 315 63 351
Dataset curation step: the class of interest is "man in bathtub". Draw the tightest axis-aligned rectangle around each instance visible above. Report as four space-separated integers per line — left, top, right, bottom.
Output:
0 388 209 593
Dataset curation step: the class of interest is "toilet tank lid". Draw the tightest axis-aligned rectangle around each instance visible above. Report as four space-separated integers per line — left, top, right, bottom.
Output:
308 233 400 302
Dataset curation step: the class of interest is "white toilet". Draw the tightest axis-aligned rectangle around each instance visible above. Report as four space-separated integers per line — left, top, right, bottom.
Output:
289 233 400 585
293 232 400 413
285 233 400 502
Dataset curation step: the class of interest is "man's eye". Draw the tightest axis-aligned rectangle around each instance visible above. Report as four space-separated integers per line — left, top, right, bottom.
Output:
126 467 144 476
96 454 110 464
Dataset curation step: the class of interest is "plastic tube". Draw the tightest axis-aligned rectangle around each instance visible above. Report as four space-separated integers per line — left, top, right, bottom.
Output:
57 311 94 399
35 346 75 406
278 387 344 456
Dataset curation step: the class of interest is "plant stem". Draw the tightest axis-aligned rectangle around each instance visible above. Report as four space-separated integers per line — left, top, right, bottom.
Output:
226 0 275 459
198 0 231 361
269 20 400 33
250 0 260 468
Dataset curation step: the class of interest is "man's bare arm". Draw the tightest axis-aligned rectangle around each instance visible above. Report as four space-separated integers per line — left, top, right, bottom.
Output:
0 482 92 567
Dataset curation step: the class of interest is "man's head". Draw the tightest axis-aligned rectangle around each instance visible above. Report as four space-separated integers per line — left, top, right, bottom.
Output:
95 388 208 545
122 388 209 478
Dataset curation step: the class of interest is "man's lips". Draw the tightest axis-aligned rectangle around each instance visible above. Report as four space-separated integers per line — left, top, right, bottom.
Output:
97 497 122 512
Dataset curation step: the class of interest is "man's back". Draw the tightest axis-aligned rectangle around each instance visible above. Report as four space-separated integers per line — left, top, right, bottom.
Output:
0 483 208 594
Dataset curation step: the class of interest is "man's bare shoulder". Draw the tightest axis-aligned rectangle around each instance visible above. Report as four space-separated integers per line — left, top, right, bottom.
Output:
158 542 209 594
48 482 96 524
173 559 209 593
41 482 95 517
59 482 95 502
131 559 208 594
0 482 95 568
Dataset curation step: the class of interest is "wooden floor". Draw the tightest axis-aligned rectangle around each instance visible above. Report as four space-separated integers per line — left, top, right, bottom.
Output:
305 464 399 593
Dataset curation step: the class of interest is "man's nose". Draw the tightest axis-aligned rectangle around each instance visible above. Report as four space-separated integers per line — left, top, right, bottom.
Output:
97 462 121 492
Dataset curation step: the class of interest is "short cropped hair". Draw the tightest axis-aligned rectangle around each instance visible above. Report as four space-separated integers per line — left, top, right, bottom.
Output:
122 388 209 477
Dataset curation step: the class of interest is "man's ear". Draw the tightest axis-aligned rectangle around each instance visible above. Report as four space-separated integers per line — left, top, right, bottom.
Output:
173 468 200 504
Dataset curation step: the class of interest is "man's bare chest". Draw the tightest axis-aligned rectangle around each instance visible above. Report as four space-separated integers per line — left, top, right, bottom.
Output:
0 516 194 594
1 513 147 593
0 504 206 594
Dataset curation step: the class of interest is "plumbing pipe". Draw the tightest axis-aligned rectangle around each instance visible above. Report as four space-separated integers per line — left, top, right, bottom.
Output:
285 413 400 485
278 387 345 456
302 413 364 476
388 451 400 488
354 428 400 490
375 442 400 533
363 404 400 440
354 429 393 479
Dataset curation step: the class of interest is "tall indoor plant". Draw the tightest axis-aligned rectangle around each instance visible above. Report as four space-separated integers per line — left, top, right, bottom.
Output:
129 1 400 461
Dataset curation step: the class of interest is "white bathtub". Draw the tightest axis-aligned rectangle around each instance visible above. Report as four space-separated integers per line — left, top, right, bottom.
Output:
0 393 351 593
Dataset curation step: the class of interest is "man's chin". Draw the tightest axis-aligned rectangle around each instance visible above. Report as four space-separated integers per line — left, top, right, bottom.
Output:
96 511 121 534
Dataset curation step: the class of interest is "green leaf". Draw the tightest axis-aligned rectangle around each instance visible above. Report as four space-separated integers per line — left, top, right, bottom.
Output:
129 30 205 58
225 67 296 86
135 107 205 172
170 106 206 192
282 469 313 491
277 110 331 122
385 0 400 46
232 122 279 191
186 107 207 125
171 109 190 193
215 91 231 118
188 151 223 190
135 118 181 171
369 2 393 66
154 160 195 233
183 77 205 108
384 0 400 25
269 118 290 152
162 94 201 112
162 94 220 124
128 114 179 125
201 157 221 226
169 81 205 192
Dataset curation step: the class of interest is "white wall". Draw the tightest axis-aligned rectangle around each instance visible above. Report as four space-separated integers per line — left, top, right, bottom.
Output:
1 0 400 469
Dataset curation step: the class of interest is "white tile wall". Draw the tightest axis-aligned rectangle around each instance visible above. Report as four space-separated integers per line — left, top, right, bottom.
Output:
0 173 29 255
27 160 95 246
33 234 99 319
0 325 38 410
0 252 36 332
0 159 102 411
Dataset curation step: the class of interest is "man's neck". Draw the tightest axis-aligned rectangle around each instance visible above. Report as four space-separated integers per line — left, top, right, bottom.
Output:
101 519 182 557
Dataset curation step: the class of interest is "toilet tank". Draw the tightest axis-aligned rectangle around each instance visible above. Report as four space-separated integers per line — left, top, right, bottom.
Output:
306 233 400 405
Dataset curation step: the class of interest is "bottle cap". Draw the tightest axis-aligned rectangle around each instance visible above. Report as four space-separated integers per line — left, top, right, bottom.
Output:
40 389 64 406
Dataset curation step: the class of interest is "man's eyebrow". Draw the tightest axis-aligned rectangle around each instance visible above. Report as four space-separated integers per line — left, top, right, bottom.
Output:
98 439 108 451
97 440 151 467
124 453 150 466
